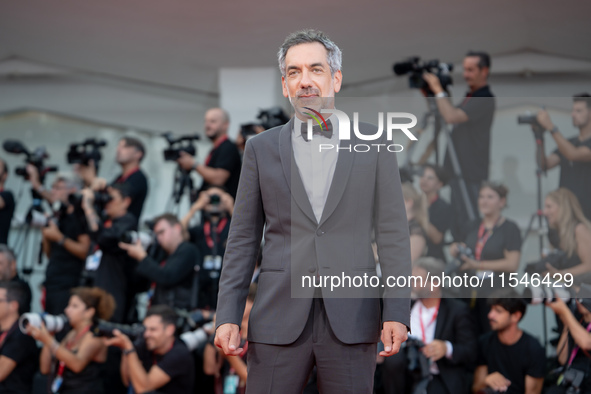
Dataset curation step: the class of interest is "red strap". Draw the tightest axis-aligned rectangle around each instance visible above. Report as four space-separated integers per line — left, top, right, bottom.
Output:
149 260 167 305
474 218 501 261
115 167 140 184
419 301 440 344
204 218 228 249
205 135 228 166
56 325 91 378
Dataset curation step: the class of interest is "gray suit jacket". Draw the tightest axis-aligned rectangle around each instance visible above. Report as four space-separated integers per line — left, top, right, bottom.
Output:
216 118 411 345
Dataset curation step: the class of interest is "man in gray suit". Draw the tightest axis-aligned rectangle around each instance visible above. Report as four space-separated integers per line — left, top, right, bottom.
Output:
214 29 411 394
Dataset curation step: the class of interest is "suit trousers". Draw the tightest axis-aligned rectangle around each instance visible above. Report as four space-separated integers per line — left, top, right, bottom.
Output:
245 298 377 394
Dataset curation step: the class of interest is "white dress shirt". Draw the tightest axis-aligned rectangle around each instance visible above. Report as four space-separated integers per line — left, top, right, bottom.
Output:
409 300 453 374
292 115 339 223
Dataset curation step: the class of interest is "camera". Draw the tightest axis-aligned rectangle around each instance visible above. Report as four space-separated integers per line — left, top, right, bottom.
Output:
162 132 200 161
67 138 107 170
179 323 213 351
524 250 567 274
239 123 261 141
393 57 454 96
120 230 153 249
239 107 290 141
19 313 67 334
3 140 58 182
523 285 573 306
457 244 475 260
68 190 113 212
92 320 145 340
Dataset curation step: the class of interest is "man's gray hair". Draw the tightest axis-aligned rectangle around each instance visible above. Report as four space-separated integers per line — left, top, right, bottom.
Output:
278 29 342 77
0 244 16 264
413 257 446 278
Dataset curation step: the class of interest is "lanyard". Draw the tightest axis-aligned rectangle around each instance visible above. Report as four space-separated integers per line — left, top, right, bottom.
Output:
204 218 228 250
115 167 140 184
148 259 167 306
474 217 501 261
418 301 440 344
568 322 591 366
56 325 92 378
0 323 16 347
205 135 228 166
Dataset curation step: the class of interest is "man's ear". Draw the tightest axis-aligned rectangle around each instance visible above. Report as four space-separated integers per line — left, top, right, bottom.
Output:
165 323 176 337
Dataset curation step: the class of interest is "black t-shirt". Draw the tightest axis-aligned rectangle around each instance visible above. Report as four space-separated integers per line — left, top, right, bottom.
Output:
45 211 89 291
477 331 545 394
444 86 496 183
554 135 591 220
188 218 230 310
136 241 200 311
92 213 138 322
0 189 15 244
0 321 39 394
112 169 148 222
136 338 195 394
426 195 453 262
462 218 522 264
200 138 242 199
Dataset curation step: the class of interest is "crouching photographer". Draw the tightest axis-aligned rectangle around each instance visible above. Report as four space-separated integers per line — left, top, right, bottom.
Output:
546 285 591 393
104 305 195 394
119 213 200 312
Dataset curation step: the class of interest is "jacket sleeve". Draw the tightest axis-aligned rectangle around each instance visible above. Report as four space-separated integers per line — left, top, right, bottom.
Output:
215 138 265 330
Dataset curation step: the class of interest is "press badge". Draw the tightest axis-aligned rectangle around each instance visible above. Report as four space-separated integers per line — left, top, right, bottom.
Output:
51 376 63 393
203 255 222 270
85 250 103 271
223 374 239 394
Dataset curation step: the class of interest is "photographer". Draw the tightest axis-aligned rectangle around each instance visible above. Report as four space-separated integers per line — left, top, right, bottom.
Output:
473 293 545 394
0 245 31 312
535 94 591 220
84 136 148 222
28 287 115 394
176 108 242 199
381 257 477 394
543 188 591 279
423 51 495 240
0 281 38 394
0 158 15 244
105 305 195 394
450 182 522 335
119 213 200 311
82 184 137 323
181 186 234 310
419 164 453 262
546 286 591 393
41 173 91 315
402 183 429 262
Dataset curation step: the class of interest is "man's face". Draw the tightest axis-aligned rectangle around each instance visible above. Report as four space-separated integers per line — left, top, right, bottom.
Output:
488 305 515 331
0 252 15 281
411 266 432 298
419 168 442 195
463 56 488 91
154 220 181 253
116 140 141 165
104 188 128 217
282 42 342 120
143 315 172 351
204 109 229 140
51 180 74 204
572 101 591 129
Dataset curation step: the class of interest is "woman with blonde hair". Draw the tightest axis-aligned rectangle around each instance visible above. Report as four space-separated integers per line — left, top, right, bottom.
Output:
544 188 591 278
402 183 429 262
27 287 115 394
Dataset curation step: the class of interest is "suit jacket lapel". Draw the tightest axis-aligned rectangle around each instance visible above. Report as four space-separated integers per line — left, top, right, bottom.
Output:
279 119 317 225
318 129 354 227
434 298 447 339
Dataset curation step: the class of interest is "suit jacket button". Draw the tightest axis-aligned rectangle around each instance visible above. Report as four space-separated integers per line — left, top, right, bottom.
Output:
308 266 316 273
316 229 325 236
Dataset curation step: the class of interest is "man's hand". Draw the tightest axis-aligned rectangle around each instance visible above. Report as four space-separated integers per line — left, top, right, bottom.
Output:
484 371 511 392
379 321 408 357
177 151 196 172
421 339 447 362
42 220 63 243
546 297 570 317
536 110 555 131
214 323 243 356
26 164 41 189
422 73 444 95
103 329 134 351
118 239 148 261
